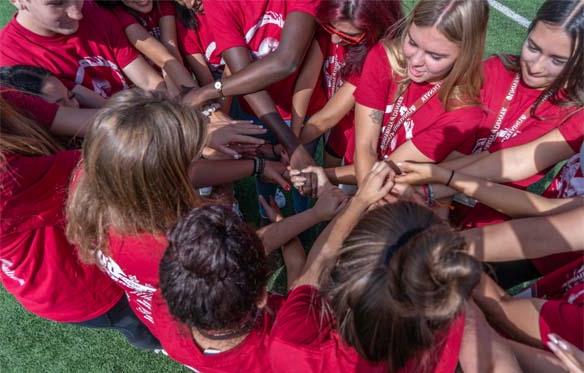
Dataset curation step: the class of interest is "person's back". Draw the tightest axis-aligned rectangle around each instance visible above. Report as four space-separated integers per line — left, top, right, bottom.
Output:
0 99 122 323
154 205 286 372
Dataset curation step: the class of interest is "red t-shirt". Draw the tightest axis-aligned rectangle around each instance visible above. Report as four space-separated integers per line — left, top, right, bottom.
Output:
97 232 167 330
114 1 175 41
1 90 59 128
269 285 464 373
176 11 224 76
0 150 123 322
203 0 323 120
532 257 584 350
0 0 138 98
456 56 584 230
354 43 483 162
317 29 361 164
152 291 285 372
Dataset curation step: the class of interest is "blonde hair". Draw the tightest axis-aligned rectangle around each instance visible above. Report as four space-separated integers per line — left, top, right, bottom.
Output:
384 0 489 110
66 89 208 263
0 96 62 164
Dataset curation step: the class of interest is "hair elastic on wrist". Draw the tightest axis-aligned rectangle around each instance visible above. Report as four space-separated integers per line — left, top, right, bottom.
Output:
445 170 455 187
382 227 424 266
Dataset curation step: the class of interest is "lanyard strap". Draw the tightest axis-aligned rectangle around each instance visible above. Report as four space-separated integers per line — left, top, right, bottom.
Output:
479 74 550 152
380 81 442 154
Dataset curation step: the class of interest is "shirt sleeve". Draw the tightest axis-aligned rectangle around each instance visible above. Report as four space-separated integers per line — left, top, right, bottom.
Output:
539 299 584 350
559 110 584 153
270 285 334 346
158 1 176 17
114 8 140 30
288 0 321 16
412 106 484 161
95 4 140 69
354 43 393 111
1 90 59 129
203 0 247 56
176 20 203 56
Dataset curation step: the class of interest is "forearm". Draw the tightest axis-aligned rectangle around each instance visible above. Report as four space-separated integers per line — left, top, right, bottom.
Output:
162 59 197 89
185 54 215 86
355 146 378 186
464 206 584 262
257 208 323 253
188 159 253 187
473 274 544 347
51 107 99 137
445 171 583 217
71 85 106 108
460 302 522 373
282 238 307 287
324 165 357 185
295 197 368 286
458 129 574 182
291 40 322 136
509 340 568 373
439 151 490 170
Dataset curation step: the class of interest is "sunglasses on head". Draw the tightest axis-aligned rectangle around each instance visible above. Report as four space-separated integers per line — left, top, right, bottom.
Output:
321 23 366 45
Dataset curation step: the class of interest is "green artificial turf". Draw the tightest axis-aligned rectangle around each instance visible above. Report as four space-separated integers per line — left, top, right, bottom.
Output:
0 1 544 371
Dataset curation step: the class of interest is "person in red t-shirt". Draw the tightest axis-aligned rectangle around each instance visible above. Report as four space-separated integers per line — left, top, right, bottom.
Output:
183 0 323 188
340 0 489 187
1 0 165 98
395 107 583 286
277 163 520 372
96 0 196 96
298 0 402 169
65 88 299 332
440 0 584 232
0 64 104 136
152 191 346 372
0 98 159 350
174 0 222 85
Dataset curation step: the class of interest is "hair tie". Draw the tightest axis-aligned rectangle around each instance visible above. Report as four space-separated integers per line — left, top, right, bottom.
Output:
383 227 424 266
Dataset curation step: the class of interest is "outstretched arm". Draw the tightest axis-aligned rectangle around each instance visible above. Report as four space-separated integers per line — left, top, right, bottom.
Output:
463 206 584 262
294 162 395 287
396 162 584 217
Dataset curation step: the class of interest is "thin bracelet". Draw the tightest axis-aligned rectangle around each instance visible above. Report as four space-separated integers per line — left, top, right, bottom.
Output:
445 170 455 187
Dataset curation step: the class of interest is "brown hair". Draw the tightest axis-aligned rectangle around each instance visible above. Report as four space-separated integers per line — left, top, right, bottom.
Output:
384 0 489 110
66 89 207 263
0 96 62 164
323 202 481 370
501 0 584 114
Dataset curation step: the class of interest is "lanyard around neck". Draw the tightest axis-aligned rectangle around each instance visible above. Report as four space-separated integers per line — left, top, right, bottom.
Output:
478 73 550 152
379 81 442 154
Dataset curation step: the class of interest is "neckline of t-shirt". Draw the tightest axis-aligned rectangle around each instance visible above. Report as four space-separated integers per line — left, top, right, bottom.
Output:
11 17 71 44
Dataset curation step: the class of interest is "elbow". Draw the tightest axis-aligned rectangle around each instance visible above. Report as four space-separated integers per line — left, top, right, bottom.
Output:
273 53 302 77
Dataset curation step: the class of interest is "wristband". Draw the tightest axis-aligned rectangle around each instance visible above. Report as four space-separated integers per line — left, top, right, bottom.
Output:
252 157 265 177
427 184 436 207
445 170 455 187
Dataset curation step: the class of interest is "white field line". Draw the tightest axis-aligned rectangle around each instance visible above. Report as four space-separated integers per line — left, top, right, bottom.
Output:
488 0 531 28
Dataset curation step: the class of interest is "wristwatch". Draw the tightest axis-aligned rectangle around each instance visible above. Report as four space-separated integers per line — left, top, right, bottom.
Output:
213 80 224 99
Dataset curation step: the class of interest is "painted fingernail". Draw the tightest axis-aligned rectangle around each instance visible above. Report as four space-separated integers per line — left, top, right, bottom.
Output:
548 334 559 344
546 341 558 351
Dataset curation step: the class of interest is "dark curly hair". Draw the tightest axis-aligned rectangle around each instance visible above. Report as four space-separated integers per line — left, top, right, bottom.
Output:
0 65 52 95
160 205 268 332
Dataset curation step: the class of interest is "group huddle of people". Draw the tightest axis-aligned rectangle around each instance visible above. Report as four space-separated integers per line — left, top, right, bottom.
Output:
0 0 583 371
